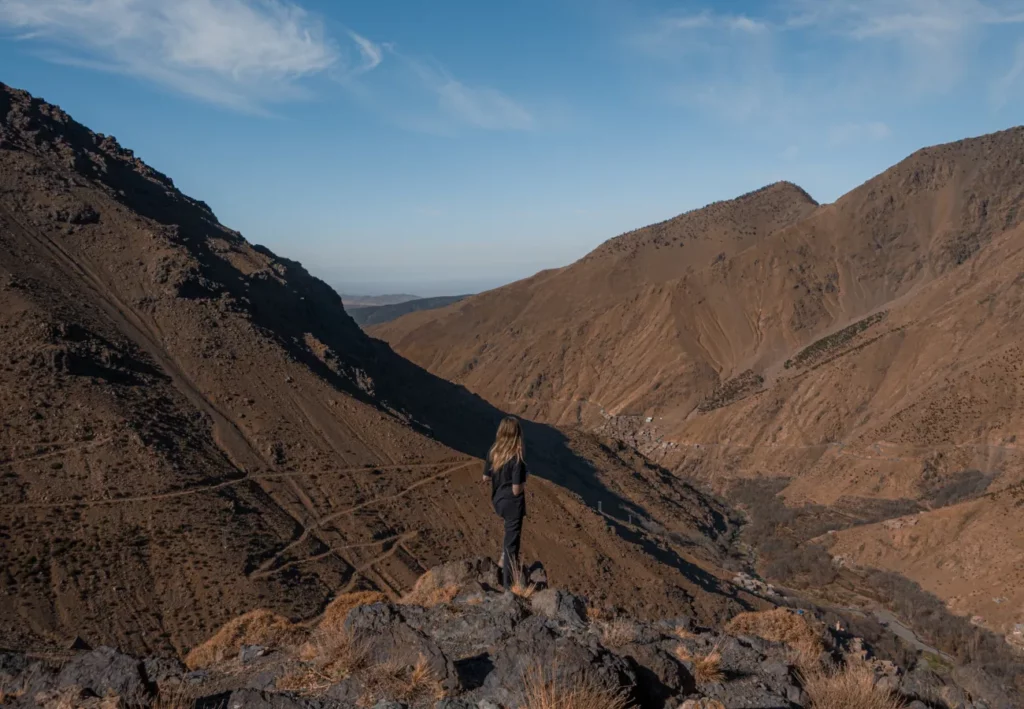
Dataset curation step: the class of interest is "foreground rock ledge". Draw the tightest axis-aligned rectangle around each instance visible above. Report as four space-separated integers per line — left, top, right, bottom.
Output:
0 558 995 708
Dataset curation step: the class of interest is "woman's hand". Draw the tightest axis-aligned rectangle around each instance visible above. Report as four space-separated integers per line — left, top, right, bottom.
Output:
512 483 523 496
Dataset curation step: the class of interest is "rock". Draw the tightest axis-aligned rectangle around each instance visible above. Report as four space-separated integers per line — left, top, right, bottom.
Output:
408 590 525 656
905 702 930 709
477 700 502 709
239 644 267 664
529 589 587 626
525 561 548 589
345 603 459 693
784 683 805 705
55 646 149 704
678 699 726 709
142 656 187 685
620 642 694 708
372 701 406 709
415 557 502 594
484 616 636 707
67 636 92 651
221 689 334 709
433 700 475 709
185 669 210 684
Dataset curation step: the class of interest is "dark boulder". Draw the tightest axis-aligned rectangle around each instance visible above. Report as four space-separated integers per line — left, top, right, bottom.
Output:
483 616 636 707
619 642 694 708
344 603 459 693
529 589 587 627
55 646 149 704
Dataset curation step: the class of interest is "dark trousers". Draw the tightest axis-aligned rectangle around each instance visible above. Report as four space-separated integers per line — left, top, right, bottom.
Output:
495 496 525 589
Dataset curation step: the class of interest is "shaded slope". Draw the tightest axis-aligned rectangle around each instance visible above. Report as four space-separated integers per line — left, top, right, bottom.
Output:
373 127 1024 635
0 82 761 657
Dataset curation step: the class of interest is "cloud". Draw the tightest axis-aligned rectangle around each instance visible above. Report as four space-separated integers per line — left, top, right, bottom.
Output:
393 57 534 132
0 0 364 111
785 0 1024 89
348 30 382 74
661 11 769 34
828 121 892 145
992 40 1024 109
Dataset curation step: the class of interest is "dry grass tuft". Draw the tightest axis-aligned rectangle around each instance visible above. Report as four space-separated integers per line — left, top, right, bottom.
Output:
674 643 724 684
319 591 387 635
586 605 613 623
799 659 904 709
671 625 697 640
184 609 306 669
283 631 372 694
300 591 386 660
600 619 639 648
521 664 630 709
151 686 196 709
509 563 536 599
725 608 824 666
400 568 461 607
359 654 445 706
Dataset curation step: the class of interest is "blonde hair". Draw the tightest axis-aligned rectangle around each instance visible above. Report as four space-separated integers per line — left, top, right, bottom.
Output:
488 417 524 470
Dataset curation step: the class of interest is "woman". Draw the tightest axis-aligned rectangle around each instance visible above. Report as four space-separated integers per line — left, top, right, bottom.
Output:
482 416 528 590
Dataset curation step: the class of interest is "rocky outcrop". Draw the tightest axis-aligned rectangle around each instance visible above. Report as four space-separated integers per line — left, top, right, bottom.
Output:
0 558 999 709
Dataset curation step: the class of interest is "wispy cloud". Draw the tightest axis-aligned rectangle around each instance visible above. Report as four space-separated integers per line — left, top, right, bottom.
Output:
410 60 534 131
0 0 348 111
785 0 1024 90
828 121 892 145
0 0 534 130
632 0 1024 135
662 11 768 34
992 40 1024 109
348 30 382 75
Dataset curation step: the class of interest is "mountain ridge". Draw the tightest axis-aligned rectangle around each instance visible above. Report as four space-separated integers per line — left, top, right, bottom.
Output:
372 125 1024 640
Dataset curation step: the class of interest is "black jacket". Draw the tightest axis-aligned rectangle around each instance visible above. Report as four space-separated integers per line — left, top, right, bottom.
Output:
483 457 528 505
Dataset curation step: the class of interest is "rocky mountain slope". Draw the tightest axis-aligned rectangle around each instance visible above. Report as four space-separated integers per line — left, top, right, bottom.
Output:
0 82 762 659
371 129 1024 639
0 558 1007 709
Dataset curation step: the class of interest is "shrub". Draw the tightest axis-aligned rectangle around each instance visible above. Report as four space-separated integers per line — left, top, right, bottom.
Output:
400 567 461 607
280 632 371 695
725 608 824 665
521 664 630 709
799 659 903 709
599 619 639 648
319 591 387 635
359 654 445 706
675 644 724 684
184 609 305 669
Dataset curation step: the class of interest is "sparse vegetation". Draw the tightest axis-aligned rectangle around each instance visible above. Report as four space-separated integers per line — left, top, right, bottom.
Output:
184 609 306 669
799 659 903 709
509 562 537 599
399 566 462 607
316 591 388 638
784 312 887 370
521 664 630 709
675 643 724 684
698 369 765 412
599 619 639 648
281 631 372 695
725 608 825 666
358 654 445 706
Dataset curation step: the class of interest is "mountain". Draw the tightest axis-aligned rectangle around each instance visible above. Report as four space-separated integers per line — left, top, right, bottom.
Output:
0 82 759 657
372 128 1024 640
349 295 469 328
341 294 421 308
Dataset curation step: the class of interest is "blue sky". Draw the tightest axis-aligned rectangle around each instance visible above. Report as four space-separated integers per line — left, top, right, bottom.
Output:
1 1 1023 296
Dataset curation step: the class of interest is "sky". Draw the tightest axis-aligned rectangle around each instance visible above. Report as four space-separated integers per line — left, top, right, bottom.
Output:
1 1 1023 296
